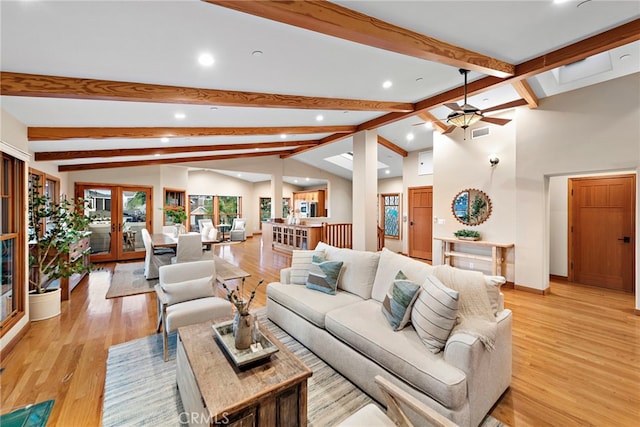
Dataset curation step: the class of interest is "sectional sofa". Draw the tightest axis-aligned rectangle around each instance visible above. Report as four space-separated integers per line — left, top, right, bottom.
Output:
266 243 512 427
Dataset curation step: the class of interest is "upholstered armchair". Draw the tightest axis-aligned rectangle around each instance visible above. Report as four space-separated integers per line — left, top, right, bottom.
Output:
155 260 232 361
229 218 247 241
141 228 171 279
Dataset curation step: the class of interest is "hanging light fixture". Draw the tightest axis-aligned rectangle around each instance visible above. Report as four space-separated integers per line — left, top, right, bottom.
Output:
446 69 484 129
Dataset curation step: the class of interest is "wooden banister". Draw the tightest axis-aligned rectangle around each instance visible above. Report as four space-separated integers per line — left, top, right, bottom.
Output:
322 223 352 249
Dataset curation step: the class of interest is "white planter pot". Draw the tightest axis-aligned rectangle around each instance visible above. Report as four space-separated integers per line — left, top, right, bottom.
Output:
29 288 61 321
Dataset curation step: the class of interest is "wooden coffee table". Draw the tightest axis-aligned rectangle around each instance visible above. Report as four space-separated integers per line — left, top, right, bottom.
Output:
176 320 312 427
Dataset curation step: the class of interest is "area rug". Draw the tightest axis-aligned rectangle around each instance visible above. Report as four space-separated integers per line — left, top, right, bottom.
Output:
103 310 506 426
105 262 157 299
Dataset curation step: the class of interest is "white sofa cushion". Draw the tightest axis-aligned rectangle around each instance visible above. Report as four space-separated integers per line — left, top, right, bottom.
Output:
315 242 380 299
290 249 325 285
371 248 435 303
325 299 467 409
165 297 231 332
411 275 459 353
161 276 214 306
267 283 363 328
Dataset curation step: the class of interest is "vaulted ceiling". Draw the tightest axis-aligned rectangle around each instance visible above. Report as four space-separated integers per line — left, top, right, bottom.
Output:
1 1 639 182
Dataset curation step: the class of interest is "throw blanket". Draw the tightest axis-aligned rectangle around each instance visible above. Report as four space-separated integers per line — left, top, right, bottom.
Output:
434 265 497 351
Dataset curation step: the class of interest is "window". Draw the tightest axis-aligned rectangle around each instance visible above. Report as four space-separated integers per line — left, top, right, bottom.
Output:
381 193 400 239
259 197 291 223
188 195 243 231
1 152 26 334
29 169 60 235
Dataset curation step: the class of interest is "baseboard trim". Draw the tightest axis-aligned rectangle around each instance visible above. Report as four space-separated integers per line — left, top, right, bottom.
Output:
634 309 640 316
502 281 515 289
549 274 568 282
514 284 549 295
0 320 30 359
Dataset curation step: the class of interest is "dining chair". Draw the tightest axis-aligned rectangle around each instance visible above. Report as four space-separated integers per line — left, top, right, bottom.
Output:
155 260 232 361
141 228 172 279
171 233 206 264
229 218 247 241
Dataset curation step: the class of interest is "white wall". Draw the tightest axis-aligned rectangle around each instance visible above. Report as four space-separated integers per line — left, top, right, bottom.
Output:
516 73 639 294
253 180 301 226
433 113 517 280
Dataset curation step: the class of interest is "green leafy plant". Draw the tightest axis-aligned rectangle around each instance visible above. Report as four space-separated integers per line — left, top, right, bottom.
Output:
453 229 480 238
28 178 93 294
163 206 187 225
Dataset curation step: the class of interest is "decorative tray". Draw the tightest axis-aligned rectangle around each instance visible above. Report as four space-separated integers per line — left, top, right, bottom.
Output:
212 320 279 368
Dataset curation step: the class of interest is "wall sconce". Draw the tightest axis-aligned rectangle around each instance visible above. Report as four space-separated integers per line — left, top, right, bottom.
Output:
489 154 500 167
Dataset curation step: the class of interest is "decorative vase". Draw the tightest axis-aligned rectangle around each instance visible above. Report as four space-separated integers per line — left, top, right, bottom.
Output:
234 312 254 350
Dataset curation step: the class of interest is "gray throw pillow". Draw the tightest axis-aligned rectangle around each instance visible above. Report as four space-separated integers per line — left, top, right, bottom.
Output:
381 271 421 331
305 255 343 295
411 275 459 353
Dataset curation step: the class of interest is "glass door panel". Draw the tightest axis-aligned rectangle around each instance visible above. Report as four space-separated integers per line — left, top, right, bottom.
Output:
82 186 114 262
120 188 149 260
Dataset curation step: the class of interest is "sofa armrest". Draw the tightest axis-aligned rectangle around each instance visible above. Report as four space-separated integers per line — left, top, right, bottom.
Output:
280 267 292 284
443 309 512 425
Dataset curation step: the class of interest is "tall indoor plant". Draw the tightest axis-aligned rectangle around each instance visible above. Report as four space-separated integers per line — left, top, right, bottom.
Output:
28 178 92 320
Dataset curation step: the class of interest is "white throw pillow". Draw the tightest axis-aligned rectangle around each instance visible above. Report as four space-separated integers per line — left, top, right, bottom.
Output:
289 250 324 285
411 275 459 353
161 276 214 306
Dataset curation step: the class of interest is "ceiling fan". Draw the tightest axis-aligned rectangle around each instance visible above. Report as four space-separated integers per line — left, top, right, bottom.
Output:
413 69 522 136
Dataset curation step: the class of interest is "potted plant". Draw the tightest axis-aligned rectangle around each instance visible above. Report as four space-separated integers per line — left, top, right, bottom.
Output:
28 179 93 320
163 206 188 235
453 229 481 241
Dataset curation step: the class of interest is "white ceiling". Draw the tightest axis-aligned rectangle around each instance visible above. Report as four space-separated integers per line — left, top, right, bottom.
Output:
1 0 638 183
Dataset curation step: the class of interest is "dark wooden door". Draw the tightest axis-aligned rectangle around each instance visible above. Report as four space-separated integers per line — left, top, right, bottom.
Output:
408 186 433 260
569 174 635 292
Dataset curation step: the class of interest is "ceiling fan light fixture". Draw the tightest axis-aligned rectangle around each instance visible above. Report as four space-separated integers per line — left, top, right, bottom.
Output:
447 111 483 129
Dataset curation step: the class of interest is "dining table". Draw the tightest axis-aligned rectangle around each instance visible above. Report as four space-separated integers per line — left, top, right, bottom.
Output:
149 232 250 284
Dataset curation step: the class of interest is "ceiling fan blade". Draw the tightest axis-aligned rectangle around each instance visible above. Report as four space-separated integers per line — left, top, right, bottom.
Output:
444 103 462 111
442 125 457 134
480 98 528 114
480 116 511 126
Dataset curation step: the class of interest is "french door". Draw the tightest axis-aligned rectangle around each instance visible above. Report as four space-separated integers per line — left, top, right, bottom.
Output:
75 183 153 263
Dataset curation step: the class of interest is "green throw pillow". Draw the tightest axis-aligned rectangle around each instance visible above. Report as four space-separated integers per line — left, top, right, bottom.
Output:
305 255 343 295
381 270 421 330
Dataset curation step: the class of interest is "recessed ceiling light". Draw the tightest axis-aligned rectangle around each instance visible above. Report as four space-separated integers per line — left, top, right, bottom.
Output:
280 134 287 139
210 106 218 110
237 173 242 177
154 154 161 157
294 179 298 183
415 77 423 82
482 98 489 102
619 54 631 61
174 112 186 120
255 148 260 151
252 50 263 57
382 80 392 89
160 137 169 143
316 114 324 122
385 170 390 175
406 133 414 141
553 0 569 3
198 53 215 67
343 111 349 114
305 177 310 181
424 122 433 129
577 0 592 7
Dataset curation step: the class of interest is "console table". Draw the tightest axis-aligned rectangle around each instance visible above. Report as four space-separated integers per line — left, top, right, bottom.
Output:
434 237 513 276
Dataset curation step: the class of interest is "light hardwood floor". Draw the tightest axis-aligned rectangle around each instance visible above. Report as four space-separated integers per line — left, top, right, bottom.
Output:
1 237 639 426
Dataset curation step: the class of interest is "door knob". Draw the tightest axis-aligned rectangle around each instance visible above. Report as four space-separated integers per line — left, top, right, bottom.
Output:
618 236 631 243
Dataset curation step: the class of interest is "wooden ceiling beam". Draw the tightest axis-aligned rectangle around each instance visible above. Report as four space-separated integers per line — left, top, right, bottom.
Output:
511 80 539 108
377 136 407 157
57 150 287 172
28 126 355 141
35 140 317 161
0 72 413 113
205 1 514 78
355 18 640 131
417 112 448 133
